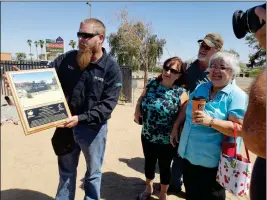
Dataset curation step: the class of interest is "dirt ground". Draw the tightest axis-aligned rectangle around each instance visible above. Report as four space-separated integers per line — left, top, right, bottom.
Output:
1 80 256 200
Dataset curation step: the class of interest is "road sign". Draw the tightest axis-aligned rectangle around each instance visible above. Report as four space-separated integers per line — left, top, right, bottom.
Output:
46 37 64 54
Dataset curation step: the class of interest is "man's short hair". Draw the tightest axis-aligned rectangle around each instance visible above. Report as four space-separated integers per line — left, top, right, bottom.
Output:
82 18 106 38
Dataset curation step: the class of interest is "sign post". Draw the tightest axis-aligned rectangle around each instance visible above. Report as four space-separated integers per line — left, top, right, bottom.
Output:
45 37 64 60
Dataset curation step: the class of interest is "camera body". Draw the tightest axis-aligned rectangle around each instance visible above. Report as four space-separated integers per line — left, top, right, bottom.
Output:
232 3 266 39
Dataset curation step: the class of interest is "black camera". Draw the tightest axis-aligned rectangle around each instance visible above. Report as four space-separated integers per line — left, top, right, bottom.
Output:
232 3 266 39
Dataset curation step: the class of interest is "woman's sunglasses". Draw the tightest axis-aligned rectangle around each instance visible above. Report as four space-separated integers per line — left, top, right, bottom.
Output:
163 65 181 74
77 32 99 39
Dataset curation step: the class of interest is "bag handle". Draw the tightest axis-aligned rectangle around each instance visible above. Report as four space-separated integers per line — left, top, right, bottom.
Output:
233 122 250 162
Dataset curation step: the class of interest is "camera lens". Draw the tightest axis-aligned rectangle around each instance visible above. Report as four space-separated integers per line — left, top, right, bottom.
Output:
232 3 266 39
232 10 247 39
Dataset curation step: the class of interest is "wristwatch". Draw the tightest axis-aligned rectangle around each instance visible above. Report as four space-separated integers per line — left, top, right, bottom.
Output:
209 118 215 127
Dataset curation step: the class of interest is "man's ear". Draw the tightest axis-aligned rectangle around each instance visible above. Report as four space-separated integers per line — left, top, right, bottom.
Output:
217 48 222 52
99 34 105 43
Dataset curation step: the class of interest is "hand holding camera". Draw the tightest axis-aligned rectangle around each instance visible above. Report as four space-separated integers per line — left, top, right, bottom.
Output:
254 6 266 48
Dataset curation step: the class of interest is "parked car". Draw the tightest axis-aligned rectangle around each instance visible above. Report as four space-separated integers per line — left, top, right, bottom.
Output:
39 60 52 68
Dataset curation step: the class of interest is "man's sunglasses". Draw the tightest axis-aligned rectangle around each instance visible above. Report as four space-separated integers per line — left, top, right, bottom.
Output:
199 42 212 51
77 32 99 39
163 65 181 74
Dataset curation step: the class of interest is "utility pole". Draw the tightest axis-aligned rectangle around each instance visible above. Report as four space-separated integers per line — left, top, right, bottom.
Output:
86 2 92 18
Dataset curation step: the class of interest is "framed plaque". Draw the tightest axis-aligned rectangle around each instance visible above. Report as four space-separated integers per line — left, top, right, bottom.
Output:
5 68 71 135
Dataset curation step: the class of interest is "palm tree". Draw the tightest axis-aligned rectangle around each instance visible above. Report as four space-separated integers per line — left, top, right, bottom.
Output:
69 40 76 49
39 40 45 58
27 39 33 61
34 41 39 61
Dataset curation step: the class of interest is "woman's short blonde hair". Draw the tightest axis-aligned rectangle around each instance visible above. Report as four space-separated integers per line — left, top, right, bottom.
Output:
208 52 241 77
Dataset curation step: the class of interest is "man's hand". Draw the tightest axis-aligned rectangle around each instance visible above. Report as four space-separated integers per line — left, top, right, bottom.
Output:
255 6 266 48
170 127 179 147
3 65 20 90
58 116 79 128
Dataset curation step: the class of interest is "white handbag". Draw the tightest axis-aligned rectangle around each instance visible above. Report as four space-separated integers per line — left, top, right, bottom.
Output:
216 123 252 197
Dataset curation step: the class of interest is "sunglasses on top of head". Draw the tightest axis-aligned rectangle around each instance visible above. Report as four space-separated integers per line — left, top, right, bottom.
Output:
77 32 99 39
163 65 181 74
199 42 212 51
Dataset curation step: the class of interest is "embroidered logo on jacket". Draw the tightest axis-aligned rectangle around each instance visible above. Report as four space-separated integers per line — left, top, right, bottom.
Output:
68 65 74 70
94 76 104 82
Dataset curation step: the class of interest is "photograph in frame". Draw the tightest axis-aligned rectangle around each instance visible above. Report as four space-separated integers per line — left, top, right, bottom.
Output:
5 68 71 135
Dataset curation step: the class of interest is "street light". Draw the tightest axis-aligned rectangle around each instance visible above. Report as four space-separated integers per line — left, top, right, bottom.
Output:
86 2 92 18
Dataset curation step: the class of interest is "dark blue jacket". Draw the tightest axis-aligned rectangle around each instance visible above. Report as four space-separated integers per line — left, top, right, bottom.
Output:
48 48 122 126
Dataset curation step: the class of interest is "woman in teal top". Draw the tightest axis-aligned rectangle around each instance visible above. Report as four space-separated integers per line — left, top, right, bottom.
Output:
134 57 188 200
170 52 248 200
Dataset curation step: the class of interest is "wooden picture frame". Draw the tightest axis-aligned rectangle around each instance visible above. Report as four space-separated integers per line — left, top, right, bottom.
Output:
5 68 71 135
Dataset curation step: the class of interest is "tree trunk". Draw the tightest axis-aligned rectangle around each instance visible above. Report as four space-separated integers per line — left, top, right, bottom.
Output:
30 46 32 62
36 48 38 61
143 63 148 87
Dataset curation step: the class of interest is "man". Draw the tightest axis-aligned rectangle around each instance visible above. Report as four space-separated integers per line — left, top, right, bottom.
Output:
5 18 122 200
53 18 123 200
169 33 223 193
240 5 266 200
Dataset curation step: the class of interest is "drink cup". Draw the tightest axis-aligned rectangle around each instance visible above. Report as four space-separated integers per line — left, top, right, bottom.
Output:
192 96 206 121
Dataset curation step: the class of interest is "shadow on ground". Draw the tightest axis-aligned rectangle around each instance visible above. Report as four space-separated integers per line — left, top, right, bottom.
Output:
100 171 185 200
80 171 158 200
119 157 160 175
1 189 54 200
118 158 186 199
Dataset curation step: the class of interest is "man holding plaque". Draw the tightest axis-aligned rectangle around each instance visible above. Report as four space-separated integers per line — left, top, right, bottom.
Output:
48 18 122 200
4 18 122 199
4 18 122 200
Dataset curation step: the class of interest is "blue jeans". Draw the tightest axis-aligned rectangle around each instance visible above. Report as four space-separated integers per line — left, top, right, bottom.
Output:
55 123 107 200
170 155 183 190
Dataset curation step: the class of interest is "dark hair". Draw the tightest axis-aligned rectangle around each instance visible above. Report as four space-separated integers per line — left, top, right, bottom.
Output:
163 56 183 69
155 56 185 87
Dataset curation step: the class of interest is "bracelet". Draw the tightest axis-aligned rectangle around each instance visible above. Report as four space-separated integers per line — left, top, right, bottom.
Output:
209 118 214 127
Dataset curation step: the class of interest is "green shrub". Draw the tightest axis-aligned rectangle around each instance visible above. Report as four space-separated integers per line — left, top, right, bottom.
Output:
149 67 162 73
240 63 246 73
27 93 33 98
247 68 262 77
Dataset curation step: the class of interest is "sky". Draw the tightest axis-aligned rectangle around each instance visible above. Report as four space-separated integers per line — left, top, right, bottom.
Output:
1 1 264 64
12 71 55 83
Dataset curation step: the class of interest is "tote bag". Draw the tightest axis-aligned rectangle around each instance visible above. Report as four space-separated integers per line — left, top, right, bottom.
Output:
216 123 252 197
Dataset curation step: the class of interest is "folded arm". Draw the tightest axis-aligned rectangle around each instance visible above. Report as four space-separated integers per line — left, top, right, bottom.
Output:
208 116 243 137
